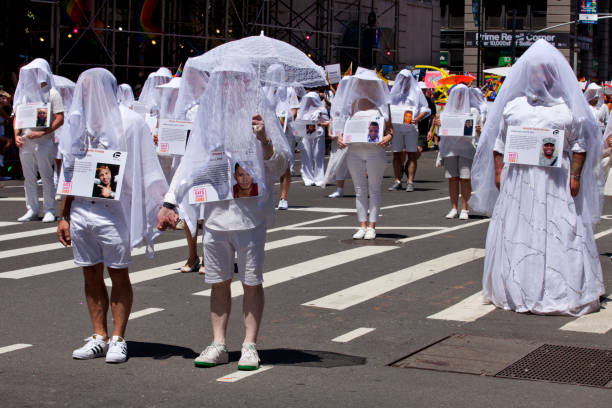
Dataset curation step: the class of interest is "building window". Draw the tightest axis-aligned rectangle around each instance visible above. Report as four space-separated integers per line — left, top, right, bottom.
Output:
483 0 547 30
441 0 464 30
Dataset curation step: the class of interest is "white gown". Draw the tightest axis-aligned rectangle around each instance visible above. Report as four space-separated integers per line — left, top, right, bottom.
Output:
483 96 604 316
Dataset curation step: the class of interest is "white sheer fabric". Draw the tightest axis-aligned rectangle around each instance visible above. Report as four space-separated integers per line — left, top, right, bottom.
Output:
439 84 480 159
390 69 430 116
13 58 56 106
584 83 609 131
157 77 181 120
138 67 172 113
117 83 135 107
173 57 209 120
53 75 76 143
61 68 168 255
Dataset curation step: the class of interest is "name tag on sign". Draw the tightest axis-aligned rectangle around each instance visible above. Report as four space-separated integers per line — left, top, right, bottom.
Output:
57 149 128 200
504 127 564 168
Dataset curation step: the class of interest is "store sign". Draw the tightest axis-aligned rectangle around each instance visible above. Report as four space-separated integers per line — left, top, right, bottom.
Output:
579 0 598 24
465 32 571 48
440 51 450 66
498 56 512 66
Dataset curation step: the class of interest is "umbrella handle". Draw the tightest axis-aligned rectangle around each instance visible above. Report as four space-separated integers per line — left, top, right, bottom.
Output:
256 63 261 114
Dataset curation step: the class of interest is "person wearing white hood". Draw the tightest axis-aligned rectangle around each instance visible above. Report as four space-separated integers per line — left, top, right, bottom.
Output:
470 40 604 316
297 91 329 186
13 58 65 222
388 69 431 192
336 68 393 240
138 67 172 115
56 68 168 362
584 83 609 133
157 58 290 371
117 83 135 108
52 75 76 188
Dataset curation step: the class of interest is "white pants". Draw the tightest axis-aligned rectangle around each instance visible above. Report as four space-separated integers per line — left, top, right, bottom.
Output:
330 140 348 181
20 135 57 214
346 144 387 223
300 136 325 185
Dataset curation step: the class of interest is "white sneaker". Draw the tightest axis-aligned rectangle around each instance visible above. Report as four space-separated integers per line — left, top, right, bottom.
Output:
194 342 229 368
42 212 56 223
388 180 403 191
36 179 43 185
18 210 37 222
277 199 288 210
328 191 343 198
445 209 458 219
105 336 128 363
459 210 469 220
238 343 260 371
55 194 61 201
364 227 376 240
315 181 326 187
72 334 108 360
352 228 367 240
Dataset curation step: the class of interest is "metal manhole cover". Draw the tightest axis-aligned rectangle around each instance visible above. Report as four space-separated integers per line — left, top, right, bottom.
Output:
495 344 612 387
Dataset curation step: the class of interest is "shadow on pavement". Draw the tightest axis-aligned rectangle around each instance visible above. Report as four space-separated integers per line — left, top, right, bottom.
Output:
228 348 367 368
127 341 199 360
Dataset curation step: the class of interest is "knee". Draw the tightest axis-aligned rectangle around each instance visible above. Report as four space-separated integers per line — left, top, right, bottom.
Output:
211 280 232 291
107 268 131 287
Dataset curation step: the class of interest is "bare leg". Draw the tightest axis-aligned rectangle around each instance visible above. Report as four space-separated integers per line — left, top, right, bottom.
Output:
360 221 367 229
184 223 199 266
336 179 345 190
83 263 109 340
392 152 403 182
368 222 376 229
242 284 264 344
459 178 471 211
406 152 419 184
279 167 291 200
55 158 62 178
107 267 133 338
448 177 459 210
211 279 232 344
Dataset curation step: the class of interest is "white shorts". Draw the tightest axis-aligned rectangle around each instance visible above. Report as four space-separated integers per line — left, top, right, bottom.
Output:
391 126 418 153
70 199 131 269
203 224 265 286
443 156 472 179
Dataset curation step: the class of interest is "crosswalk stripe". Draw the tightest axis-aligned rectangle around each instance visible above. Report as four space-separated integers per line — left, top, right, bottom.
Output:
267 214 346 233
332 328 376 343
0 344 32 355
0 226 57 242
559 298 612 334
287 207 356 213
0 222 20 228
284 226 444 231
193 245 398 298
594 227 612 239
380 196 449 211
105 235 325 287
0 197 29 202
129 308 164 320
427 291 496 322
216 365 273 383
397 219 490 243
303 249 485 310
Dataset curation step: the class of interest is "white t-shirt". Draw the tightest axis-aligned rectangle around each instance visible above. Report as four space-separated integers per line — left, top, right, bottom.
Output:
24 88 64 141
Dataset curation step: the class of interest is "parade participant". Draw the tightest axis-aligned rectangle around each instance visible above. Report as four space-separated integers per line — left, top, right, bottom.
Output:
388 70 430 192
56 68 168 362
336 68 393 240
138 67 172 115
584 83 609 133
13 58 64 222
157 58 290 370
418 82 437 152
470 40 604 316
52 75 76 188
438 84 481 220
325 76 350 198
296 91 329 186
155 76 182 181
117 83 135 108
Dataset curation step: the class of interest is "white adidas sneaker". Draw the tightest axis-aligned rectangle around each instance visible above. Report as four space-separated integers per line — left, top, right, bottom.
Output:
105 336 128 363
72 334 108 360
238 343 260 371
194 342 229 368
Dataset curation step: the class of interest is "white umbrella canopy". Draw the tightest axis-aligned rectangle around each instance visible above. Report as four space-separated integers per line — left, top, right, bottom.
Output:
192 32 326 87
483 66 512 77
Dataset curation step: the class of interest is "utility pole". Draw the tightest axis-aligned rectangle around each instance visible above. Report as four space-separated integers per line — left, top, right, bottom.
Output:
511 8 517 63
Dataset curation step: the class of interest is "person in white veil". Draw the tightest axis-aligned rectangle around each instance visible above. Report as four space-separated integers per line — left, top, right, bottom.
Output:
388 69 431 192
584 83 608 133
52 75 76 185
13 58 65 222
470 39 604 316
156 57 290 371
296 91 329 186
155 76 182 182
117 83 135 108
336 67 393 240
438 84 482 220
138 67 172 114
325 75 350 198
470 87 488 125
56 68 168 362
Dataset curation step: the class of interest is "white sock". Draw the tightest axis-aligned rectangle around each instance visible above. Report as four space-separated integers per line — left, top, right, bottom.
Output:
336 187 343 195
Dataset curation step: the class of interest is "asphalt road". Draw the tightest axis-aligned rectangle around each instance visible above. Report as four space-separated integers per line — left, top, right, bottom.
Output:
1 150 612 407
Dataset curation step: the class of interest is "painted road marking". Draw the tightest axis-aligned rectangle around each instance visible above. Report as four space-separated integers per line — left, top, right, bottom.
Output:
129 308 164 320
332 328 376 343
0 344 32 355
427 291 496 322
216 365 273 383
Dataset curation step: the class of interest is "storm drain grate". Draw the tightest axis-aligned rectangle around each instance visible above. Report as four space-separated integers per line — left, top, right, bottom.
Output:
495 344 612 387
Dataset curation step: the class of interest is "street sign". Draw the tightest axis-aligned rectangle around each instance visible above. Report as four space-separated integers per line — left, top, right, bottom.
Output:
579 0 598 24
440 51 450 66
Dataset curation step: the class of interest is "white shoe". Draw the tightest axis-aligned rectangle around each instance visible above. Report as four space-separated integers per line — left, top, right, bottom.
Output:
459 210 469 220
352 228 367 240
18 210 37 222
72 334 108 360
277 199 288 210
42 212 56 223
303 180 313 186
175 219 185 230
55 194 61 201
194 342 229 368
445 209 458 219
315 181 326 187
328 191 343 198
364 227 376 240
36 179 43 185
105 336 128 363
238 343 261 371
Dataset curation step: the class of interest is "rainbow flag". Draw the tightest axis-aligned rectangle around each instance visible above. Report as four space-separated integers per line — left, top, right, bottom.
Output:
139 0 161 39
174 64 183 78
342 63 353 77
62 0 85 27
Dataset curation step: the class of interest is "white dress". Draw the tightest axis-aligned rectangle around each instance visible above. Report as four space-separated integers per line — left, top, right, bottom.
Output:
483 96 604 316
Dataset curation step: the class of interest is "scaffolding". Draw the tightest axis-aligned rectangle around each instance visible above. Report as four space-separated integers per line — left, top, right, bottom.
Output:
31 0 401 83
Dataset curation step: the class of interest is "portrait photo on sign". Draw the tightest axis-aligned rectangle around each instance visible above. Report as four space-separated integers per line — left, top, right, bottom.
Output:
232 162 259 198
92 163 119 199
368 121 381 143
36 107 49 127
403 110 413 125
539 136 559 166
463 119 474 136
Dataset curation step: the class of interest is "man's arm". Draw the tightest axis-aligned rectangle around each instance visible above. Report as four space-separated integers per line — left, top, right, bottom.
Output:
57 196 74 246
494 151 504 190
570 152 586 197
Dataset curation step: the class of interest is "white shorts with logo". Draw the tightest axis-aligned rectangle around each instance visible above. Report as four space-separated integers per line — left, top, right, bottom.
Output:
391 125 419 153
203 224 265 286
70 198 131 269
